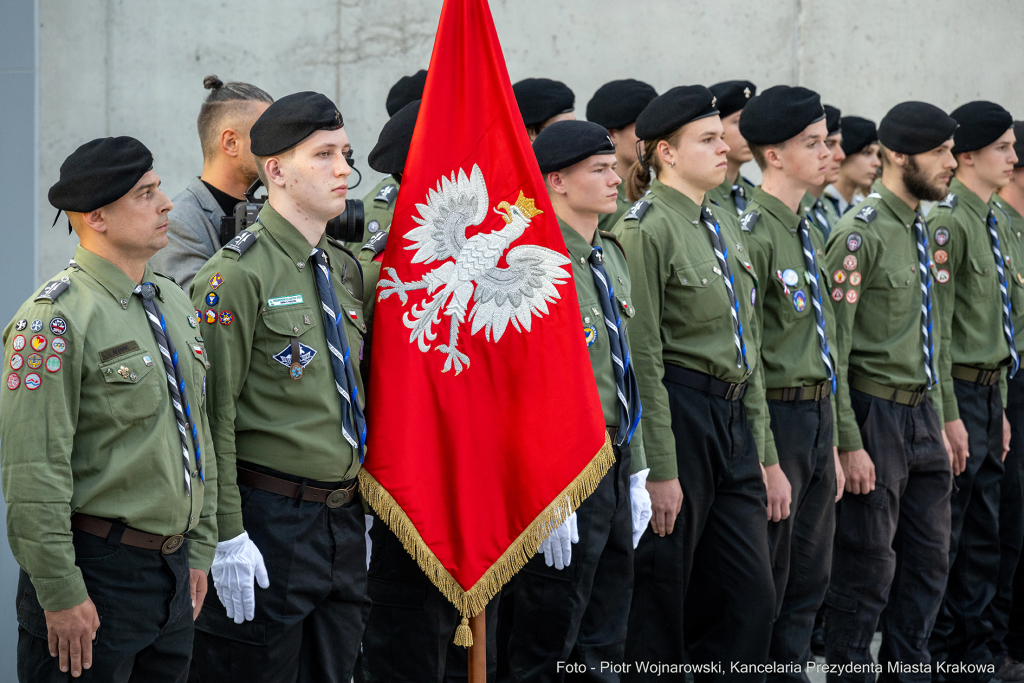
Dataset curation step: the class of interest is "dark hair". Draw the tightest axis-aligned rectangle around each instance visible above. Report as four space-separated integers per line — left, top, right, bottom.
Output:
197 75 273 158
625 128 685 202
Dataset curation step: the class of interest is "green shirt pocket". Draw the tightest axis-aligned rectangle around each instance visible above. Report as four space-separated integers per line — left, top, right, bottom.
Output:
260 306 319 375
885 263 916 336
100 349 162 426
969 256 997 298
671 257 729 323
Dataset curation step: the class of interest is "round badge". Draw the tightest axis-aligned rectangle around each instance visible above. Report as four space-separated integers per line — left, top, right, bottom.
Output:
846 289 859 304
49 318 67 336
205 292 219 307
846 233 863 252
831 288 844 302
7 373 20 390
843 255 858 271
30 319 43 333
24 373 41 390
10 354 23 371
12 335 26 351
937 269 950 283
833 270 847 284
792 290 807 312
935 228 950 246
219 311 233 326
290 363 303 380
783 269 800 286
26 353 43 369
51 337 67 354
849 272 862 286
204 309 217 325
15 319 27 331
30 335 47 352
367 220 380 234
934 249 948 264
45 355 61 373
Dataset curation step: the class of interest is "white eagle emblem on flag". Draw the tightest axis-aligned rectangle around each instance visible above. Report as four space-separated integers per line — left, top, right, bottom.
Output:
377 164 571 374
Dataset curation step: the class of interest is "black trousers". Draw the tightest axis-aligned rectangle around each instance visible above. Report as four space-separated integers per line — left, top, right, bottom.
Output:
502 445 634 682
1007 552 1024 662
824 390 951 683
17 527 194 682
192 464 371 683
624 379 775 682
765 397 836 682
930 380 1004 680
360 512 500 683
985 370 1024 661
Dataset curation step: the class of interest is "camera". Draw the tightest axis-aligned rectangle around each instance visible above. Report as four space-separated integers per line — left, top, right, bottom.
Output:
220 172 364 246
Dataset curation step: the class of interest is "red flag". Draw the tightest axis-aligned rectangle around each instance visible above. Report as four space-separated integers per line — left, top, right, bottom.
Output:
360 0 613 644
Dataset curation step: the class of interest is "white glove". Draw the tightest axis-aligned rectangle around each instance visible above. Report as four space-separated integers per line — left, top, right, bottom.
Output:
537 512 579 570
211 531 270 624
630 469 652 548
364 514 374 570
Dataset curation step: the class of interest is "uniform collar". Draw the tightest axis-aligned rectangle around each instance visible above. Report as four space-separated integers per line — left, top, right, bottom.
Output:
997 197 1024 222
751 187 802 232
557 217 604 266
257 201 333 267
649 179 703 226
74 245 156 305
949 178 993 222
874 181 918 228
616 183 627 203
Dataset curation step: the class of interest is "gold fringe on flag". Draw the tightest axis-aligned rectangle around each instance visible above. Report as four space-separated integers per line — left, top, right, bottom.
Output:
358 431 616 647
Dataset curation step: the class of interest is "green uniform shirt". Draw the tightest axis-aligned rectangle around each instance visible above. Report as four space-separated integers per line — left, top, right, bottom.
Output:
193 202 367 541
928 178 1012 422
707 174 756 217
825 183 946 452
992 197 1024 348
596 183 631 233
1 247 217 611
557 218 646 472
350 177 399 248
802 191 843 242
612 179 773 480
743 189 840 456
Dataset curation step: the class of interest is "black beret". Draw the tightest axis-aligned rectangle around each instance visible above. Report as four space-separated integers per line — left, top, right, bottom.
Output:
1015 121 1024 168
369 100 420 175
513 78 575 128
824 105 842 135
839 117 878 155
708 80 756 119
951 101 1014 155
48 136 153 213
739 85 824 145
250 91 343 157
586 79 658 130
635 85 718 141
533 120 616 174
878 101 958 155
386 70 427 117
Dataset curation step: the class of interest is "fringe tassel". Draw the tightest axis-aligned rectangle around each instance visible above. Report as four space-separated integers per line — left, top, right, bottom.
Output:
358 431 615 647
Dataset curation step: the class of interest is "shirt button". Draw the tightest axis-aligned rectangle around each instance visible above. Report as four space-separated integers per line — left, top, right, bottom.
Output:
189 516 195 523
293 326 300 334
191 471 197 478
120 298 128 308
129 373 137 381
701 278 708 285
580 257 586 265
618 276 625 285
297 261 305 269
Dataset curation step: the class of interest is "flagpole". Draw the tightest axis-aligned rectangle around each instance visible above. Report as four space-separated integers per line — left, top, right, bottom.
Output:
468 609 487 682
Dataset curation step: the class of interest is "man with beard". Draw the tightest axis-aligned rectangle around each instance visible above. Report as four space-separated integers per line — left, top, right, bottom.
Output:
802 105 845 241
151 76 273 291
929 101 1019 680
823 101 958 682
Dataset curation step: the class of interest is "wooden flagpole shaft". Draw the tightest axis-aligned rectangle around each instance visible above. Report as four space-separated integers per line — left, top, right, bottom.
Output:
468 610 487 683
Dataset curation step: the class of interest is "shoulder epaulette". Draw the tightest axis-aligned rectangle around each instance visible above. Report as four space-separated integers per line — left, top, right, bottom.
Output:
866 192 882 199
35 278 70 303
361 230 389 257
374 184 399 207
740 211 759 233
598 230 626 259
854 204 878 224
938 193 958 209
624 199 650 222
223 230 258 256
152 271 178 285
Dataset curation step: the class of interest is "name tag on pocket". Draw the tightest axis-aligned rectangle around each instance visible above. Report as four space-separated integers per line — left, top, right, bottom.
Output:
268 294 304 307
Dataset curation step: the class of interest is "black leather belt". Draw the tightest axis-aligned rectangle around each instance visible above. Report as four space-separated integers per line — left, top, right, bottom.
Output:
663 363 748 401
850 374 926 407
72 514 185 555
951 364 1002 386
236 466 357 508
765 381 830 402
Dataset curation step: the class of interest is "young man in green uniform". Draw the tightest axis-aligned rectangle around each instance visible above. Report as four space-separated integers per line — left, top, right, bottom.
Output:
738 85 842 680
512 77 576 141
825 117 880 217
2 137 217 681
614 85 776 679
801 105 845 241
586 79 658 232
706 80 757 216
823 101 958 681
929 101 1019 679
989 121 1024 683
190 92 372 682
